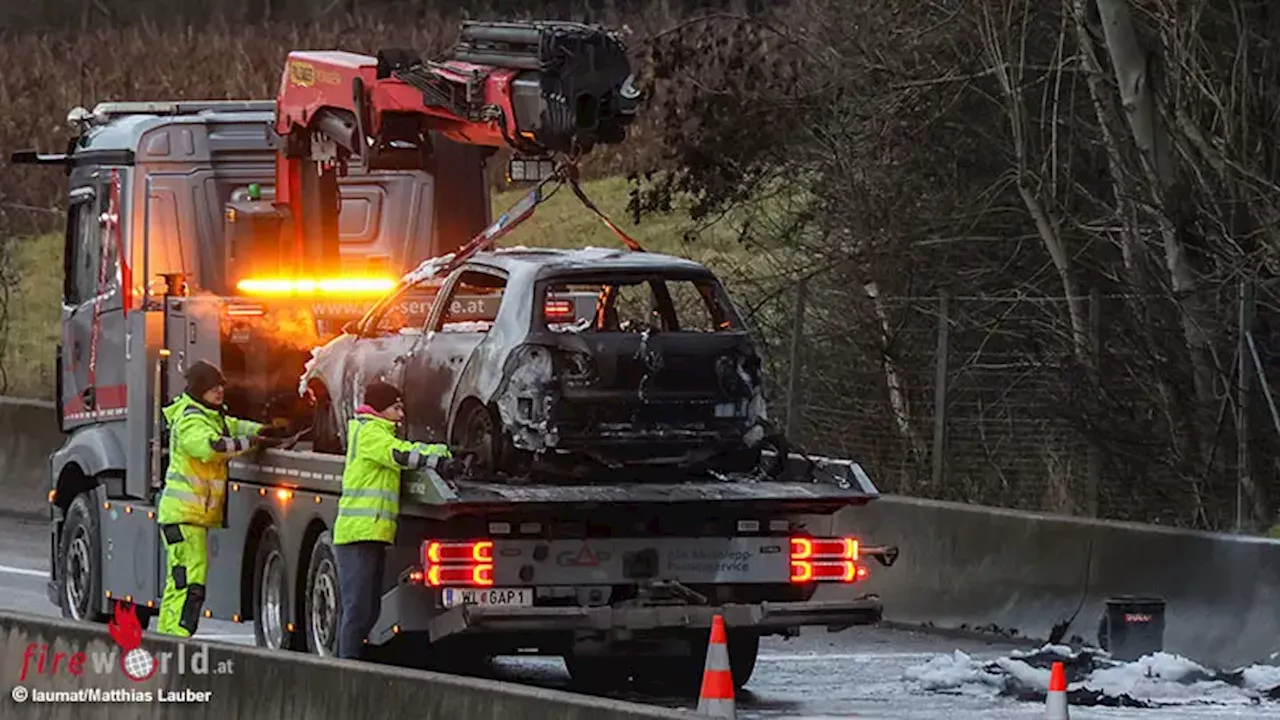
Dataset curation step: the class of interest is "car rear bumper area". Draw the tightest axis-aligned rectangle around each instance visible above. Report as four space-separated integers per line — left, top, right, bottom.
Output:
427 596 883 640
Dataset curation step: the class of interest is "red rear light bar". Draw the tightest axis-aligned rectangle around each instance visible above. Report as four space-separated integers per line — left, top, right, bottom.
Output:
544 297 576 321
790 536 868 584
421 540 494 587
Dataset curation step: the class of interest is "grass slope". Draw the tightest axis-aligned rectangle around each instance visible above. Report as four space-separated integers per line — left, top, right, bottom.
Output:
1 177 733 399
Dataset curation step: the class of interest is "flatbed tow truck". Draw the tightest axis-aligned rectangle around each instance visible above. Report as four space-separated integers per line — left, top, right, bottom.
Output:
15 19 899 690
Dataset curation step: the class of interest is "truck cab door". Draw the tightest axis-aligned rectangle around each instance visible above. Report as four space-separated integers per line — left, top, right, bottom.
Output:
60 172 128 427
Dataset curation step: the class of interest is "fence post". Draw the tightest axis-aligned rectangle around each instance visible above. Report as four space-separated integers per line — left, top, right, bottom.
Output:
931 290 949 489
1233 278 1254 530
1086 287 1102 517
784 276 809 436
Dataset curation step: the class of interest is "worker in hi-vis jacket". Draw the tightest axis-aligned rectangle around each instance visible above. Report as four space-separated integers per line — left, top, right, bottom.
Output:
334 380 450 659
155 361 282 636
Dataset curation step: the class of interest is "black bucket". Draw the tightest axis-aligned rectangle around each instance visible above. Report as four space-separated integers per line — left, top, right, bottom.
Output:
1097 596 1166 662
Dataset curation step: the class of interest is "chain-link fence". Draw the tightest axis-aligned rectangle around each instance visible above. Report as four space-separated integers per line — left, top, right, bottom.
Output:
749 276 1280 532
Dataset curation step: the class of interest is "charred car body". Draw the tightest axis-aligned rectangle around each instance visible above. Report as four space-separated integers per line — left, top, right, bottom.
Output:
301 246 771 477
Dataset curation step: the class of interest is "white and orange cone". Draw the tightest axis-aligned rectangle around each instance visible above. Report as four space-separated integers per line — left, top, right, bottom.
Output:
696 614 735 717
1045 661 1069 719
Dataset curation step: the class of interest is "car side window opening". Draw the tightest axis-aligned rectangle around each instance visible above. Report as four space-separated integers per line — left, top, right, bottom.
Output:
432 270 507 333
543 276 736 333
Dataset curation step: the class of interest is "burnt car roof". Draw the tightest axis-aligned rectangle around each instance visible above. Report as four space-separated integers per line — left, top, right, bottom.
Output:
463 246 717 279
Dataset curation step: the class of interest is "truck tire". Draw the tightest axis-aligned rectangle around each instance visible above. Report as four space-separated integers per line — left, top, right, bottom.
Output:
58 492 107 623
303 531 340 657
564 654 635 691
253 526 301 651
630 631 759 692
727 630 760 688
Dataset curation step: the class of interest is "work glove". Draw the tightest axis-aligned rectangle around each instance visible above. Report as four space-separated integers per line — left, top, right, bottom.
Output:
252 428 286 449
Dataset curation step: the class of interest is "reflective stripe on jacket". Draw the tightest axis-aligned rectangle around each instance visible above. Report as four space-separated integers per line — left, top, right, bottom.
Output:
156 393 263 528
334 412 450 545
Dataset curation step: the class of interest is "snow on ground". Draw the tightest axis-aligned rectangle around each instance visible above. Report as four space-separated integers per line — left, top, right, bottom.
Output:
902 644 1280 709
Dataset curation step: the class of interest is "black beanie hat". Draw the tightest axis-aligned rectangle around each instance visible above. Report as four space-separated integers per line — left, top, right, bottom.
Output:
185 360 226 399
364 381 402 412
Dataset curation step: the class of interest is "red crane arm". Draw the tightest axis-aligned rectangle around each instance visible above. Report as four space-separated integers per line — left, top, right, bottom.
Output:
266 21 638 282
274 53 523 155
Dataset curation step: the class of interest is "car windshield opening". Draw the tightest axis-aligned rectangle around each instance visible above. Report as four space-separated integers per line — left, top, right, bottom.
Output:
540 275 739 333
371 287 440 334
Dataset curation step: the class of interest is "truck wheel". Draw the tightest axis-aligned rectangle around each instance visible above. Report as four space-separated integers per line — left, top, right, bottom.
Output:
303 531 340 657
253 526 300 651
631 631 759 693
58 492 107 623
727 630 760 688
564 654 634 691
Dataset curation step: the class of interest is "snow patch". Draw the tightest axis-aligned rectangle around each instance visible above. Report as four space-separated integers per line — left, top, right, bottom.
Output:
440 321 493 333
298 345 323 397
902 644 1280 708
402 252 456 285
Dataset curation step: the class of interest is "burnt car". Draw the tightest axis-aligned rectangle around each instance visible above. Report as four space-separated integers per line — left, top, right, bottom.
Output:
299 247 770 478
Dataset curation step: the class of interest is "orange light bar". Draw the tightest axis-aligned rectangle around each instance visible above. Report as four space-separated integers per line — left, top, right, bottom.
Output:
236 277 396 297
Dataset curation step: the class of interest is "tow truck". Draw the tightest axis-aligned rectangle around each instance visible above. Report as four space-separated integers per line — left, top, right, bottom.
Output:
15 20 898 690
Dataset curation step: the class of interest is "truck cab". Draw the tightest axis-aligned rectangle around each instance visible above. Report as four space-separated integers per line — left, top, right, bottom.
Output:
13 99 489 625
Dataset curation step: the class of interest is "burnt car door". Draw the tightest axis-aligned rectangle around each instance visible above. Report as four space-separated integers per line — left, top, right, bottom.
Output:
400 266 509 445
332 279 441 429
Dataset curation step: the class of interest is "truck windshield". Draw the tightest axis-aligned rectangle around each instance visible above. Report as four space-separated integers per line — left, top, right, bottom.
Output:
539 275 740 333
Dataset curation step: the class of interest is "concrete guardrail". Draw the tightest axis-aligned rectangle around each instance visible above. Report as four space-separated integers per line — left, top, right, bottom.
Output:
0 610 694 719
0 398 59 521
6 396 1278 670
828 496 1280 669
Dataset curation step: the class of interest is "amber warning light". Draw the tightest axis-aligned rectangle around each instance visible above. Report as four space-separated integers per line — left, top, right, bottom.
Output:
790 536 866 583
236 277 396 297
421 540 494 587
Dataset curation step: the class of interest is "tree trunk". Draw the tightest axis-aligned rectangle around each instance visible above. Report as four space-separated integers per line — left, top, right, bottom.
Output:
1068 0 1137 272
1093 0 1217 410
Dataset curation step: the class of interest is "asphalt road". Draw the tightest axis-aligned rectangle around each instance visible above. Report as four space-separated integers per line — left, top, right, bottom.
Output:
0 516 1265 719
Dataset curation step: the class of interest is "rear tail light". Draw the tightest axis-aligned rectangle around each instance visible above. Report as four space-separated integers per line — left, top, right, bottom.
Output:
421 540 494 587
789 536 866 584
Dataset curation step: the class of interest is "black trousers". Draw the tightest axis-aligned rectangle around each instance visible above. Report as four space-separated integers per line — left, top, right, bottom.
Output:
334 540 388 659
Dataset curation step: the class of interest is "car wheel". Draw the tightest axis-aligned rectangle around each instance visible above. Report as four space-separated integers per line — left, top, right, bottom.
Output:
253 526 300 650
303 531 340 657
455 402 500 475
58 492 108 623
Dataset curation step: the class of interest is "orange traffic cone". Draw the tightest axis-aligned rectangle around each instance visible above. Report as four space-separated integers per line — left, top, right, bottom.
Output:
1045 661 1069 719
696 614 735 717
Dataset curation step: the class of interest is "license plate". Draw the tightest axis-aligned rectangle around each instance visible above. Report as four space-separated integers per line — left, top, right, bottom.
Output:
441 587 533 608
